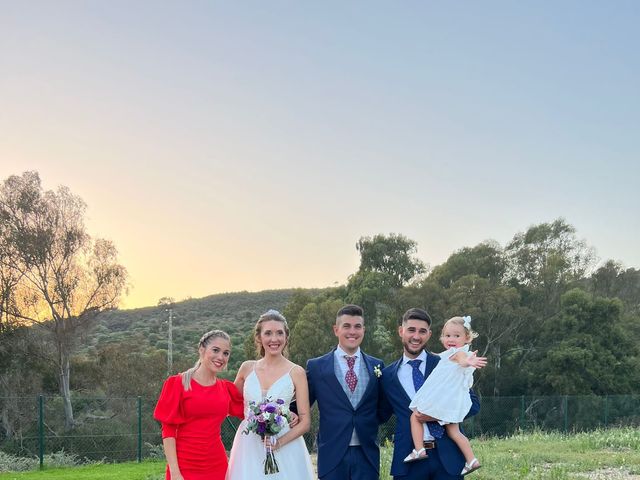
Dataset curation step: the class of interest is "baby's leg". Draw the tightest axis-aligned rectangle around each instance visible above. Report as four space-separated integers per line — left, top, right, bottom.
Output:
444 423 477 464
403 411 428 462
409 411 425 454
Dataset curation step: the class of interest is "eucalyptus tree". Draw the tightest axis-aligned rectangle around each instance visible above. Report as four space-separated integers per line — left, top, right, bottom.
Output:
531 288 640 394
505 218 596 314
0 171 128 430
356 233 426 288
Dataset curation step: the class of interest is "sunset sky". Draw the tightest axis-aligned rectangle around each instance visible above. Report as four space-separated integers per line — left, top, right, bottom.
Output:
2 2 639 309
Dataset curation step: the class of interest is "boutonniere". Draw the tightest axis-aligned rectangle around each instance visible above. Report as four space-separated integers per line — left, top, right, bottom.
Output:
373 364 382 378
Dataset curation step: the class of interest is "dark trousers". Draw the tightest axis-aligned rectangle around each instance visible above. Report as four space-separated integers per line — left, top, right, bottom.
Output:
393 449 462 480
320 445 378 480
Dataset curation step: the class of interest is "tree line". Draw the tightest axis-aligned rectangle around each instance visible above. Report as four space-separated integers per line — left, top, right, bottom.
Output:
1 171 639 444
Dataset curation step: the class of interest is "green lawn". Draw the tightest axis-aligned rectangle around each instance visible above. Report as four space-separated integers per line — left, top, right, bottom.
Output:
0 461 165 480
1 428 639 480
458 428 640 480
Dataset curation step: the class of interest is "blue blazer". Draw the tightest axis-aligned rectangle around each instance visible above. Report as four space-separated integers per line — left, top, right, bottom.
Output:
379 351 480 478
307 350 386 478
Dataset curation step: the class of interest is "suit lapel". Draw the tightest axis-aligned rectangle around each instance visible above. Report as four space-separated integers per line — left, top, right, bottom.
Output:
389 358 412 404
320 350 352 407
355 353 376 409
424 352 440 378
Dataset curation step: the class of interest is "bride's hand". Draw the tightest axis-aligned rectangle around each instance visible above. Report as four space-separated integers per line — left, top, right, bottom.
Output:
288 412 299 427
263 436 280 451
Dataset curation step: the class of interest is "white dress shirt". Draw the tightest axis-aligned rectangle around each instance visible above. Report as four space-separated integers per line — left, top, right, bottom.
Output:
398 350 434 441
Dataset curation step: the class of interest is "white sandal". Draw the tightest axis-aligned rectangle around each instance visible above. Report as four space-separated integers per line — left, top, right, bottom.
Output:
403 447 428 463
461 458 481 476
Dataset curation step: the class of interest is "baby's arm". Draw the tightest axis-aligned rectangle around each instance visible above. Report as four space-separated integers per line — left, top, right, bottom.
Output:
450 350 487 369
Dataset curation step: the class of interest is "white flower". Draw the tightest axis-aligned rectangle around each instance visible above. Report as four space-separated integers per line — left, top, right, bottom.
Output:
373 364 382 378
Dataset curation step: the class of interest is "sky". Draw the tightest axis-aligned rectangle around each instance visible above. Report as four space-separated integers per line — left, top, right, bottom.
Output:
1 1 639 309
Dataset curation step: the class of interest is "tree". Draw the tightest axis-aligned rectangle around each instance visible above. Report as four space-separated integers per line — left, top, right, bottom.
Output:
288 299 343 366
430 241 506 288
530 289 640 394
0 325 50 441
356 234 426 288
505 218 596 313
0 171 128 430
590 261 640 316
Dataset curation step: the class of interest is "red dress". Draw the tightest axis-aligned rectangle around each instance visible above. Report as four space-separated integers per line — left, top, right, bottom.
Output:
154 375 244 480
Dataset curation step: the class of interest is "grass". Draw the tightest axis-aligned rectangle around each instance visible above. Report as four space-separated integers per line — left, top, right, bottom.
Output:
0 461 165 480
379 428 640 480
1 428 639 479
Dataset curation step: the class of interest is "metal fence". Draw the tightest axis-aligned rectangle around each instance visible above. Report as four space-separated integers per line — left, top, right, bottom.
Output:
1 394 638 467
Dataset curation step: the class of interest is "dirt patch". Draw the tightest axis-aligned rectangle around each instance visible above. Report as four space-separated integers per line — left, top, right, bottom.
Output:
575 468 640 479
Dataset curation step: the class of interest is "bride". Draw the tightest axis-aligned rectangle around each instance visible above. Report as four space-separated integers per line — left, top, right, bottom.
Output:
226 310 315 480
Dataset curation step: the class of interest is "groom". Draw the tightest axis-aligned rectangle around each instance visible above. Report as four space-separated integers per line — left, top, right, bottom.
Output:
307 304 386 480
379 308 480 480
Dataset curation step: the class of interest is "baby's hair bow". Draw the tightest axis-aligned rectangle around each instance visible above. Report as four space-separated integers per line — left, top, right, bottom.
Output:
462 316 472 329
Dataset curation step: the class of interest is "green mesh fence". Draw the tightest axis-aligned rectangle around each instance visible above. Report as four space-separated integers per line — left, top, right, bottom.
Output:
1 394 638 467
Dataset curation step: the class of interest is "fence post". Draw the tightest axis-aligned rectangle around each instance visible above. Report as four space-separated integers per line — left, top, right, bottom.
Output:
137 396 142 463
604 395 609 427
563 396 569 433
520 396 525 430
38 395 44 469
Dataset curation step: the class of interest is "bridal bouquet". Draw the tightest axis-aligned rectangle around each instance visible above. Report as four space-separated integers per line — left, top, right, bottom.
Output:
243 397 291 475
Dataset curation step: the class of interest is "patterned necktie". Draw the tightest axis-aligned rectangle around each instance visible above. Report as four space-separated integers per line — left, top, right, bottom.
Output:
408 359 424 390
408 358 444 439
345 355 358 392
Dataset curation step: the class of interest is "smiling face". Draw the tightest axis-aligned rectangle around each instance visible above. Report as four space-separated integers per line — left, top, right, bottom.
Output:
334 314 365 355
440 322 470 349
258 319 288 357
398 319 431 358
198 337 231 374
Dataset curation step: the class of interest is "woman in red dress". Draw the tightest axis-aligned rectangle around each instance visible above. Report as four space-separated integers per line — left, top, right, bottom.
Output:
154 330 244 480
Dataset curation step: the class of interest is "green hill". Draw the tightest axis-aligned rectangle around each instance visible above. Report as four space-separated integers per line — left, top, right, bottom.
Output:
83 288 323 373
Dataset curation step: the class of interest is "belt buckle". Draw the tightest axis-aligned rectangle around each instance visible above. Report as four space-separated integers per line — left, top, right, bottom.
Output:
423 441 436 450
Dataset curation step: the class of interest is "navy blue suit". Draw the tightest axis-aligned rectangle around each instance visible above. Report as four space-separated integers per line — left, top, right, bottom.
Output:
379 351 480 479
307 350 386 479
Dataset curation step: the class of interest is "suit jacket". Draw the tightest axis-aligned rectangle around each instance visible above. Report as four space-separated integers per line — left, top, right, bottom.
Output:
307 349 386 478
379 351 480 478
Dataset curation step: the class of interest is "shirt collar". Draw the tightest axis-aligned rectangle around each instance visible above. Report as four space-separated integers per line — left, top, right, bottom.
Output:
336 345 361 359
402 349 427 366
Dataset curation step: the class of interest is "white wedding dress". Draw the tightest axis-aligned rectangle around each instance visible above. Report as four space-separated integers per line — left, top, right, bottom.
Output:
226 368 315 480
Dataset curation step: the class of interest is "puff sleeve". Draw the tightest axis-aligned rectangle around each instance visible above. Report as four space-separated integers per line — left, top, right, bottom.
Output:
224 380 244 419
153 375 185 438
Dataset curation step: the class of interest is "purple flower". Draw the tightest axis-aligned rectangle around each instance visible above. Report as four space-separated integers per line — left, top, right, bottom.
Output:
265 404 277 413
276 398 285 404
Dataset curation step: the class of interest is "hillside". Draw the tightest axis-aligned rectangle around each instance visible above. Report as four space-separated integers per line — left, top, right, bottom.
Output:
83 288 323 371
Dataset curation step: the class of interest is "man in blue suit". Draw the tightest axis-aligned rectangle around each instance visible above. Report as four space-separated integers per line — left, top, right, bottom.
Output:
307 304 386 480
380 308 480 480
